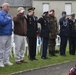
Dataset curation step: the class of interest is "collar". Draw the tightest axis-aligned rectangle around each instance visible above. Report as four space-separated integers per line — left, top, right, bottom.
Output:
1 10 7 15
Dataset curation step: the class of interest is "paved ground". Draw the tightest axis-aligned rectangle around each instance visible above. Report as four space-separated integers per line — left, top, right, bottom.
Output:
12 60 76 75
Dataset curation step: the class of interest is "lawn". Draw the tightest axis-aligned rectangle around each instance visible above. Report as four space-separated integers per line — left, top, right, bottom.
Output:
0 46 76 75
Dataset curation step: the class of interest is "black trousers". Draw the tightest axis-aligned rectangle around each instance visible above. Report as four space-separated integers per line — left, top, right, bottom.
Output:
41 38 49 58
69 37 76 55
60 36 68 55
28 37 37 59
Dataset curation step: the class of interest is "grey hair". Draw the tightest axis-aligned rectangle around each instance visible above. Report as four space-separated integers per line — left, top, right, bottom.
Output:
2 3 10 8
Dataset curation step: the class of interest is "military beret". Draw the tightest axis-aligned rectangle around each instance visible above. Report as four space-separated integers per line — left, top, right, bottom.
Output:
28 7 35 12
50 9 55 13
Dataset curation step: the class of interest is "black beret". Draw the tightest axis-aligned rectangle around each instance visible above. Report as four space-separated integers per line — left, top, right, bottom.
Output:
62 11 66 15
28 7 35 12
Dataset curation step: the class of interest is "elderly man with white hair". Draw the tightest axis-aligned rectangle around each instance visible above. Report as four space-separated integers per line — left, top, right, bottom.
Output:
0 3 13 67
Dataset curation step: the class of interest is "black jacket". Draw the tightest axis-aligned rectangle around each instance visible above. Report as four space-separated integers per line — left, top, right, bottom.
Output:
27 15 38 37
38 17 50 38
69 19 76 37
59 17 69 37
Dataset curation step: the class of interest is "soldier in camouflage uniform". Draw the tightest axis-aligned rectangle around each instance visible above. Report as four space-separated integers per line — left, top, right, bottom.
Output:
49 9 58 56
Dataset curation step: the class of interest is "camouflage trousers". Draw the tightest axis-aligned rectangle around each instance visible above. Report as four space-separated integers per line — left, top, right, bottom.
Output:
49 39 56 55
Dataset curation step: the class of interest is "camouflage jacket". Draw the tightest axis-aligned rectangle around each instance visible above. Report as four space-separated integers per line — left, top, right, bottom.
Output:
49 15 58 39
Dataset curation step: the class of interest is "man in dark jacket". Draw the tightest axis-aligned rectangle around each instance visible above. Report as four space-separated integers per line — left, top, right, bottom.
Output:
13 7 27 64
38 11 50 59
59 11 69 56
27 7 38 61
69 13 76 55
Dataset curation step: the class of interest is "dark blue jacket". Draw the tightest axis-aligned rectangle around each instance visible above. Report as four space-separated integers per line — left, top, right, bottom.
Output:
69 19 76 37
0 10 12 35
59 17 69 36
38 17 50 38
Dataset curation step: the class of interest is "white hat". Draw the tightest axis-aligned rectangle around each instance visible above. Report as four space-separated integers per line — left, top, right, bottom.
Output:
17 7 25 13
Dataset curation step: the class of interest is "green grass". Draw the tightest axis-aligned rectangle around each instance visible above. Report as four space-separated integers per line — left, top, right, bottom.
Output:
0 46 76 75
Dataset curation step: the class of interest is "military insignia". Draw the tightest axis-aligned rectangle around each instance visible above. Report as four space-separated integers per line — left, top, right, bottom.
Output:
29 18 31 24
44 20 46 25
30 22 31 24
34 18 37 22
63 20 68 26
29 18 31 21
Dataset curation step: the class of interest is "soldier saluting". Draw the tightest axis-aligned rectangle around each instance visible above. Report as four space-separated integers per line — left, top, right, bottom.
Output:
69 13 76 55
27 7 38 61
38 11 50 59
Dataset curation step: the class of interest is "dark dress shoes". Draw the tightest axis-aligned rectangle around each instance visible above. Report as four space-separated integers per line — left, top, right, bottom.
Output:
29 58 33 61
41 57 48 60
16 61 22 64
20 60 27 63
33 58 38 60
